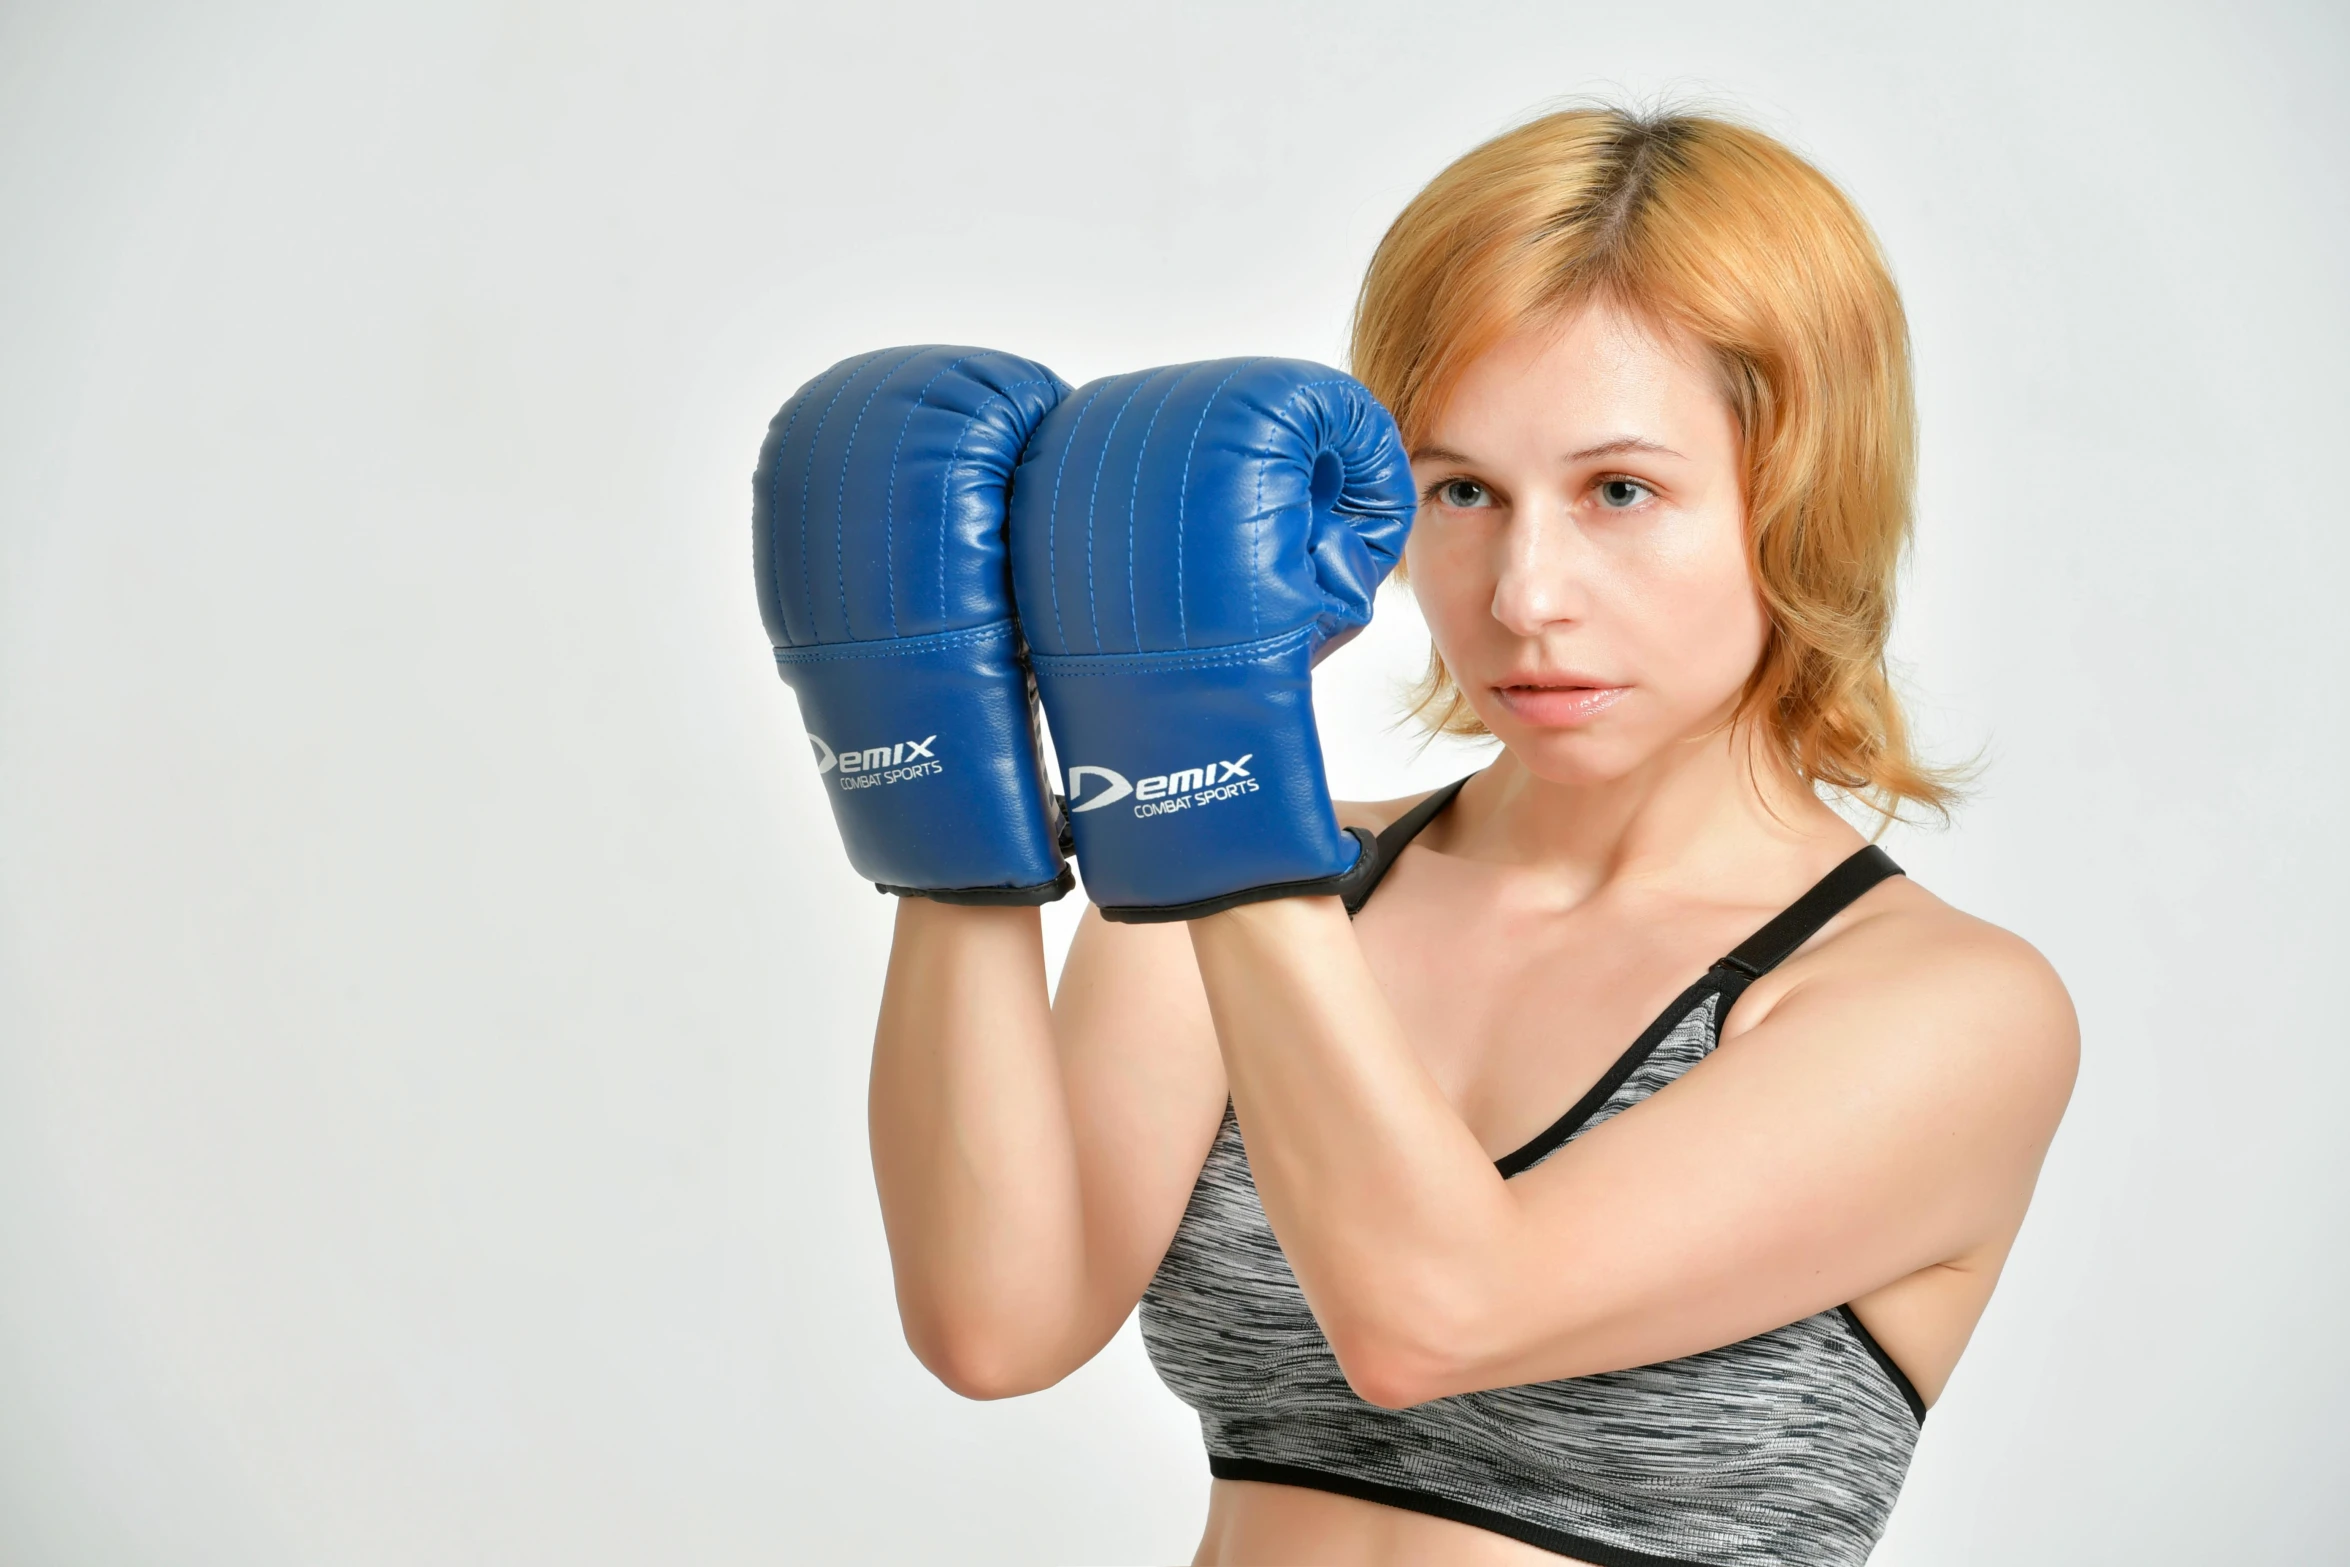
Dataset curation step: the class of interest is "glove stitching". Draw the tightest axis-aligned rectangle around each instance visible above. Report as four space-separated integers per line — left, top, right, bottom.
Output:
771 617 1020 664
1170 360 1255 653
1082 373 1155 655
783 349 888 649
1247 360 1299 644
832 350 928 644
1122 367 1183 655
760 386 815 650
1042 381 1111 657
935 374 1059 635
1030 623 1314 676
884 354 982 642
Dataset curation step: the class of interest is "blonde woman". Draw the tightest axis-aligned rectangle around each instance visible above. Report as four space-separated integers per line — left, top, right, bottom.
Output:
846 107 2078 1566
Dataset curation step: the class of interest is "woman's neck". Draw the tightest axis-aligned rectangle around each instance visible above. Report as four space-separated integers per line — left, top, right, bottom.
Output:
1438 717 1863 907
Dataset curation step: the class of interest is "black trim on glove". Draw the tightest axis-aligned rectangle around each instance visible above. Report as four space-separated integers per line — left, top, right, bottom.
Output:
877 863 1077 905
1092 826 1382 924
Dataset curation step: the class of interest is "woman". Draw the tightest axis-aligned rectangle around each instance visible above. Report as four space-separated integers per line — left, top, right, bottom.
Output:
860 107 2077 1566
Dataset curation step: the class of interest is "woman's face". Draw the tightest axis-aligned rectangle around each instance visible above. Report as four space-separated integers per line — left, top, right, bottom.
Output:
1404 302 1765 786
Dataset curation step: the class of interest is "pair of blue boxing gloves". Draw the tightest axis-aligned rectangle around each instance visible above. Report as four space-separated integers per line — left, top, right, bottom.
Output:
751 347 1417 922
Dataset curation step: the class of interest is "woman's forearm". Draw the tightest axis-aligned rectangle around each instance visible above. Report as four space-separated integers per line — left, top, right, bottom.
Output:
1188 895 1522 1403
867 898 1089 1397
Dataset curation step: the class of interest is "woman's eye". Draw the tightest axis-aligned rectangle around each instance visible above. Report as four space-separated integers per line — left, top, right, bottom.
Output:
1434 478 1491 509
1596 477 1653 509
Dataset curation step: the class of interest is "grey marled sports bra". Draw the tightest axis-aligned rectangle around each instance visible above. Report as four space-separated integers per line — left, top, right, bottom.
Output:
1138 776 1927 1567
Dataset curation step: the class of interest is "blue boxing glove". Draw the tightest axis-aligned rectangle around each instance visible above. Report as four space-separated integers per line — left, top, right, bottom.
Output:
752 346 1074 903
1006 359 1416 921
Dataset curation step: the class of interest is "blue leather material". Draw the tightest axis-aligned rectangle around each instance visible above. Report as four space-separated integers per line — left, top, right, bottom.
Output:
1031 629 1334 910
1007 359 1416 913
753 347 1071 896
775 620 1063 893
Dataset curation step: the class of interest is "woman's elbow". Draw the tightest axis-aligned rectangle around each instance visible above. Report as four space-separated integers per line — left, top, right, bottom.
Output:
1327 1318 1461 1411
903 1317 1074 1402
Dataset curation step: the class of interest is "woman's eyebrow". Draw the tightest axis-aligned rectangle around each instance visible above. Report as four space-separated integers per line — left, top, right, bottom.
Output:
1568 436 1685 461
1409 438 1688 463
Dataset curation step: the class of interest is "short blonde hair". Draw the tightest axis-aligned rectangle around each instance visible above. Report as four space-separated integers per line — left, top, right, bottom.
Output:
1351 104 1959 821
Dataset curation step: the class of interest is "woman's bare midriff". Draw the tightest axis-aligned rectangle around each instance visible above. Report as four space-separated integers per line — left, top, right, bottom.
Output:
1193 1479 1594 1567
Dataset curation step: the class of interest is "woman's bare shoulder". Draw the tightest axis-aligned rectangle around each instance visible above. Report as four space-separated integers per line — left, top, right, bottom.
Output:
1847 875 2072 1008
1765 872 2081 1115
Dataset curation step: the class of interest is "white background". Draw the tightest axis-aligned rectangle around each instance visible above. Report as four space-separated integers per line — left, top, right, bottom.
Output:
3 1 2344 1561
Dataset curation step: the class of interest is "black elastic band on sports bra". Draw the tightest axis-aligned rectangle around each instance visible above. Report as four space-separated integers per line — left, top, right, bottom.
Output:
1341 773 1476 917
1713 843 1904 980
1838 1304 1930 1424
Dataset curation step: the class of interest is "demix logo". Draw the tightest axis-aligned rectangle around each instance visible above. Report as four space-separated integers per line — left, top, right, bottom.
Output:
809 732 942 791
1065 765 1134 813
1067 755 1256 818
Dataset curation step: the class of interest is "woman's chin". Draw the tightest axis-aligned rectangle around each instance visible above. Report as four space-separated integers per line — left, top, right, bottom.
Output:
1477 719 1649 788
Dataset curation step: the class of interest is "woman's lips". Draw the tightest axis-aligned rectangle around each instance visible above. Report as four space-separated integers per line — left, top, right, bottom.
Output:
1491 682 1629 727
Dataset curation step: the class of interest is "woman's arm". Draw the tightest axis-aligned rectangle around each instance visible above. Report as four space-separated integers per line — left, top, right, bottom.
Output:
868 898 1228 1398
1187 888 2078 1410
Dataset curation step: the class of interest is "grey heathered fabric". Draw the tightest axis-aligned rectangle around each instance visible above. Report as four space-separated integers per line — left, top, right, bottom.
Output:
1138 988 1924 1567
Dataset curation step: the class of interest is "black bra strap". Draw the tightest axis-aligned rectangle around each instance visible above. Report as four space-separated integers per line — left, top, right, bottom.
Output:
1342 782 1904 965
1341 772 1477 917
1714 844 1904 979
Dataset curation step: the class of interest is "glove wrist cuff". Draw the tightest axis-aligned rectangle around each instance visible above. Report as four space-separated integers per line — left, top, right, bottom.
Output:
879 864 1076 905
1093 827 1377 923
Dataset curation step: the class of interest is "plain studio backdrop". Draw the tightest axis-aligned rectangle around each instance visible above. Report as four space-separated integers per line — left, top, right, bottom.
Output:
3 1 2345 1562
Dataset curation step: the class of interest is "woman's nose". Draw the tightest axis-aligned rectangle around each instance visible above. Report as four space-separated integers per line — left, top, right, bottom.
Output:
1488 507 1581 637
